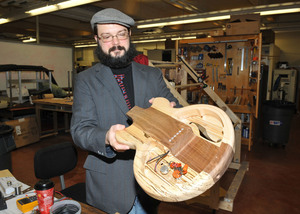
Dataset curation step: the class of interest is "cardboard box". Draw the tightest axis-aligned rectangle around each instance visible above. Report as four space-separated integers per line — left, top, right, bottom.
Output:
4 116 39 148
226 14 260 36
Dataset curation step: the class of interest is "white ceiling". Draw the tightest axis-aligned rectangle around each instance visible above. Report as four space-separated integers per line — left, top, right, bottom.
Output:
0 0 300 46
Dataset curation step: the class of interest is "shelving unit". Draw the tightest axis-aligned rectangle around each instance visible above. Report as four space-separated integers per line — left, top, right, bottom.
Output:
0 64 53 107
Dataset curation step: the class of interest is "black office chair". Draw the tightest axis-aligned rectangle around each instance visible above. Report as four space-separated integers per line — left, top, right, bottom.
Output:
34 141 86 203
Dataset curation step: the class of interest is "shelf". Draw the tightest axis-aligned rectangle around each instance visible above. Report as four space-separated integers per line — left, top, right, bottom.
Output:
7 79 50 84
2 65 53 107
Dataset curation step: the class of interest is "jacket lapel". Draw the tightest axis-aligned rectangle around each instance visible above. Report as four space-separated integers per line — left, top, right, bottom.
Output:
95 64 129 115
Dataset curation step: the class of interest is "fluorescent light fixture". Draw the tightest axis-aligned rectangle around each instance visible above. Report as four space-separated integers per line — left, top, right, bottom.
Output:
58 0 93 9
132 39 166 43
259 8 300 16
26 5 57 16
22 37 37 43
0 18 9 24
24 0 102 16
171 36 197 40
137 15 230 28
75 44 97 48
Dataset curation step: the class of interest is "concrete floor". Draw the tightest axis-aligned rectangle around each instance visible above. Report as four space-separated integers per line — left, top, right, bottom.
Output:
9 113 300 214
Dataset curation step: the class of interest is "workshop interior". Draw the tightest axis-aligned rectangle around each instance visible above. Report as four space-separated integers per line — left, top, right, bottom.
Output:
0 0 299 213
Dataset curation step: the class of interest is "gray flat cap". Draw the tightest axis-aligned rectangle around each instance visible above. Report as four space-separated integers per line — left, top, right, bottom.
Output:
90 8 135 29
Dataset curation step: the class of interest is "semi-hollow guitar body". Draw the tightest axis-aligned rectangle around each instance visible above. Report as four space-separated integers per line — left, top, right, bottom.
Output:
116 97 235 202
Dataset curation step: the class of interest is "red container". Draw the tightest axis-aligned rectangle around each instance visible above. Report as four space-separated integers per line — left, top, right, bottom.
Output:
34 179 54 214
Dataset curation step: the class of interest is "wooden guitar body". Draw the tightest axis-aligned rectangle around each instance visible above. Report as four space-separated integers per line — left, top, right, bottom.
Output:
116 98 235 202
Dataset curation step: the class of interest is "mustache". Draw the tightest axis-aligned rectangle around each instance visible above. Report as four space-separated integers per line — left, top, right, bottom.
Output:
109 45 126 53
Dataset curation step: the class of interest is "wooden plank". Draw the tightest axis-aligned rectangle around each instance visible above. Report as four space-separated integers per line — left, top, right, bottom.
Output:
233 127 241 163
218 161 249 212
174 83 202 89
163 77 189 106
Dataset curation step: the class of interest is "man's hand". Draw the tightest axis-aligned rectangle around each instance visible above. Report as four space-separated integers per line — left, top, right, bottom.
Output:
149 97 176 107
105 124 130 152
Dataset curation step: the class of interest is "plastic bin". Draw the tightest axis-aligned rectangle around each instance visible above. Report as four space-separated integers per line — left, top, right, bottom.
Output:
262 100 295 146
0 124 16 171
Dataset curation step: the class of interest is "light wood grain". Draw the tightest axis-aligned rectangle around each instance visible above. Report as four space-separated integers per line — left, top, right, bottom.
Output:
116 97 235 202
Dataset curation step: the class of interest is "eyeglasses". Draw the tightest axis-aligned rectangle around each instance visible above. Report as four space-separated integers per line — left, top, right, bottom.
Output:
98 30 129 43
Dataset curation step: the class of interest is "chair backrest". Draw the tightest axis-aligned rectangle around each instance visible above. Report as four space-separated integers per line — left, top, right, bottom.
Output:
34 142 78 190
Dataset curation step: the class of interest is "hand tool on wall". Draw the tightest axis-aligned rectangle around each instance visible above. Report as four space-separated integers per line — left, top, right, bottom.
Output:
216 65 219 82
224 43 232 74
212 65 215 82
224 43 227 73
227 58 233 75
240 47 244 71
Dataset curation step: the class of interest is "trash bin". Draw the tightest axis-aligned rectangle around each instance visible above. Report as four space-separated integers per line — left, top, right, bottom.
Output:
0 124 16 171
262 100 295 146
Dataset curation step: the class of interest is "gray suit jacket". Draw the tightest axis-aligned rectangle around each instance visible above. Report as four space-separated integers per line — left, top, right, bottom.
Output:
70 62 179 214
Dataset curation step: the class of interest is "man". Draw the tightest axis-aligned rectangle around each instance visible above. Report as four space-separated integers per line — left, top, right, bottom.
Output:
71 8 180 214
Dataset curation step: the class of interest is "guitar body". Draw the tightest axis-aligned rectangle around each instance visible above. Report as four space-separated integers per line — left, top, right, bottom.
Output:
116 98 235 202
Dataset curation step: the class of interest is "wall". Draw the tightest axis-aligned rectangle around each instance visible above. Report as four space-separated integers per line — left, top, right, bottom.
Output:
0 40 73 91
147 49 176 62
275 31 300 68
135 42 166 55
75 47 97 67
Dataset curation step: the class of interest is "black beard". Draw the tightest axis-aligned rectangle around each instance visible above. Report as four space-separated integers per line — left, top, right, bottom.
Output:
96 42 138 69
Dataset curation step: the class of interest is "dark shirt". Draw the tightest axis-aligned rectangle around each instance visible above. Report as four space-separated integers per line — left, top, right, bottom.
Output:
111 64 135 109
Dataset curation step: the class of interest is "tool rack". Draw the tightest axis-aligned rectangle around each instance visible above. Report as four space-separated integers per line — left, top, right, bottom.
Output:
178 34 262 151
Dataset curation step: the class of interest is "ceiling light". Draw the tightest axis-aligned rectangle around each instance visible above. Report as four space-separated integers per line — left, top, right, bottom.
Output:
132 39 167 43
26 5 57 16
27 0 99 16
1 0 102 24
171 36 196 40
0 18 9 24
22 37 36 43
258 8 300 16
75 44 97 48
138 15 230 28
58 0 95 9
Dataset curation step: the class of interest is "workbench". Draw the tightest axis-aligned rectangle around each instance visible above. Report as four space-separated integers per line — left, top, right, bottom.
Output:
32 98 73 139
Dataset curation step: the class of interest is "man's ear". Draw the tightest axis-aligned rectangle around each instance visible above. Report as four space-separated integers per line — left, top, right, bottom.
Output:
94 35 98 42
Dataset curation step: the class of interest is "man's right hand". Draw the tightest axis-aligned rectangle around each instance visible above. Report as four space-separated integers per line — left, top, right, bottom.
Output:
105 124 130 152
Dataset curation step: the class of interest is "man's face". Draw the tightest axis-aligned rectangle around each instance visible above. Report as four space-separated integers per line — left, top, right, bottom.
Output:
94 24 130 58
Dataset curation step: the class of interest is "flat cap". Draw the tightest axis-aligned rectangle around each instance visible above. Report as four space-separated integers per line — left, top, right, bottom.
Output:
90 8 135 29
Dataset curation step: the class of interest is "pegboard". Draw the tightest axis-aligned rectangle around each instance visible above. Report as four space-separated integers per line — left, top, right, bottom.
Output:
178 34 261 118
